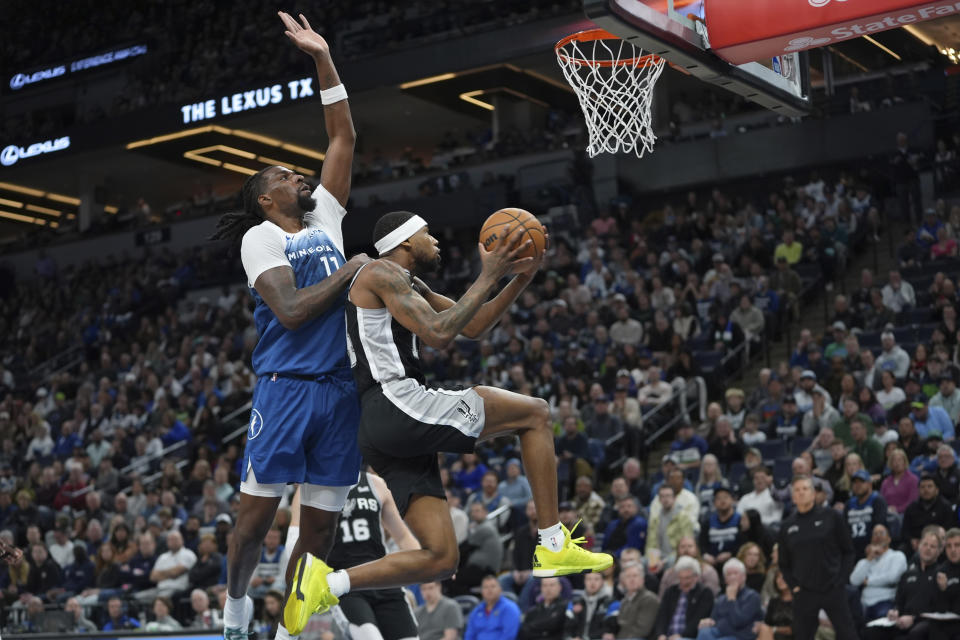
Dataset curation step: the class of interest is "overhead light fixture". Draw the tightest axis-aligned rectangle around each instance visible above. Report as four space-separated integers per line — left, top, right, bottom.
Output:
25 204 60 216
863 35 901 61
459 90 495 111
0 198 23 208
902 24 936 46
0 209 56 227
0 182 81 208
184 145 316 176
827 46 868 72
104 205 118 214
399 73 457 89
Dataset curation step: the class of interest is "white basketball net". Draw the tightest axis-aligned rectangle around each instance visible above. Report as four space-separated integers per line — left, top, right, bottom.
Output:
556 33 666 158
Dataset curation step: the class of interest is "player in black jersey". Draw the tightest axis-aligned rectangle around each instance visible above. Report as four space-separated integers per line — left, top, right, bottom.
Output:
284 474 420 640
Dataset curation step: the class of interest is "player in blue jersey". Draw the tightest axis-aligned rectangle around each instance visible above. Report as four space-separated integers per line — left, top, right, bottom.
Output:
209 12 369 640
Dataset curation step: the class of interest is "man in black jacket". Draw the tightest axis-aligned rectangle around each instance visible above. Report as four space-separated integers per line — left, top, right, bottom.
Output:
652 556 715 640
864 530 943 640
566 572 612 640
902 474 956 553
25 543 61 603
779 475 858 640
188 533 223 589
930 528 960 640
520 576 567 640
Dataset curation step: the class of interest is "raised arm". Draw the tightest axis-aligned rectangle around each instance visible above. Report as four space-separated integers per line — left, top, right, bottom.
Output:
279 12 355 207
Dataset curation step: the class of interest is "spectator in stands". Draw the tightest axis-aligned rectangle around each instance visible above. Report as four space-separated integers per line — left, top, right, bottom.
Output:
795 370 831 414
835 399 875 447
881 448 919 515
466 471 512 531
801 391 840 439
671 421 708 470
498 459 533 507
930 373 960 424
102 595 140 630
902 474 956 551
850 419 885 475
573 477 606 532
738 468 782 528
695 557 762 640
248 527 283 598
149 530 196 599
737 542 767 593
845 469 890 559
731 295 765 344
604 562 659 639
865 530 942 640
610 306 644 347
877 370 906 412
882 270 916 314
557 416 591 493
26 542 62 603
519 576 566 640
774 230 802 265
602 497 647 559
932 444 959 503
585 392 624 443
850 524 906 619
189 588 220 629
637 366 672 412
453 453 488 493
723 389 747 432
756 569 794 640
565 571 613 640
909 394 955 441
465 575 521 640
417 580 463 640
695 454 728 516
653 555 715 640
700 486 744 569
930 528 960 638
456 503 503 594
64 596 98 633
708 417 745 469
646 485 695 574
188 533 222 589
898 417 926 461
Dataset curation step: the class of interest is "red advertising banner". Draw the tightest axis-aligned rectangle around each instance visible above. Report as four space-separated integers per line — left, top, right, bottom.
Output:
704 0 960 64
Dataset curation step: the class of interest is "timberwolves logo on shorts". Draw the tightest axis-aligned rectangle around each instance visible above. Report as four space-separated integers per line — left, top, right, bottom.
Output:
456 399 479 424
248 409 265 440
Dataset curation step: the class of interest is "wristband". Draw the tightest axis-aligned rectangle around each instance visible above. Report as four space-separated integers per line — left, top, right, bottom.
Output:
321 84 347 105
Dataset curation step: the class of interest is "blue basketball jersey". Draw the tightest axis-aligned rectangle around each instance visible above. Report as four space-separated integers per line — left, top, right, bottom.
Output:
240 185 350 376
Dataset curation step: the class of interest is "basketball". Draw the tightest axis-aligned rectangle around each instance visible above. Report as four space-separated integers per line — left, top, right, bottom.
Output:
479 208 546 261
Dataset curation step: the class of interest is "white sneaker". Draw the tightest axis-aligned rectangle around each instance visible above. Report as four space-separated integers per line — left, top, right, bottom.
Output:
223 595 254 640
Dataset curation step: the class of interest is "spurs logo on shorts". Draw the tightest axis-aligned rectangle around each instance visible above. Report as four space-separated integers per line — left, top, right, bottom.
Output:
456 399 480 424
248 409 265 440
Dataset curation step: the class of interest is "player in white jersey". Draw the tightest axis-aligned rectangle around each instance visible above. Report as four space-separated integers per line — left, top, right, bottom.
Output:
210 12 370 640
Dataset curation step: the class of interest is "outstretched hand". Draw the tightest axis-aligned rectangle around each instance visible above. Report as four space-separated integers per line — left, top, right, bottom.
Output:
477 225 534 281
278 11 330 58
514 224 549 276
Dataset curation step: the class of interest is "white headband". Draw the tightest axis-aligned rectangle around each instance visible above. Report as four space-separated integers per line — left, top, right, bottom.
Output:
374 215 427 256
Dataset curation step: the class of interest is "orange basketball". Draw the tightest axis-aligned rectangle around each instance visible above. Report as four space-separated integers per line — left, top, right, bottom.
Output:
479 208 546 260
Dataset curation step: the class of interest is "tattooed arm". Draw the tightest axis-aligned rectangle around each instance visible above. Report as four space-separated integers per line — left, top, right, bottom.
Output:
413 273 533 339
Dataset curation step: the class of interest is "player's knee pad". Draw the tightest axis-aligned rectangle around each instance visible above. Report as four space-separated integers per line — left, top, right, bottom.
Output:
349 623 385 640
301 483 352 511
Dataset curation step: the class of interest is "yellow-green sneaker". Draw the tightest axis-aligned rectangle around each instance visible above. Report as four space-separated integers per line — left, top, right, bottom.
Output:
532 522 614 577
284 552 339 635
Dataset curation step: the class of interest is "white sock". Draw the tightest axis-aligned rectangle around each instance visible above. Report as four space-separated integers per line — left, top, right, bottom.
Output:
327 569 351 598
275 624 297 640
223 594 248 628
539 522 564 552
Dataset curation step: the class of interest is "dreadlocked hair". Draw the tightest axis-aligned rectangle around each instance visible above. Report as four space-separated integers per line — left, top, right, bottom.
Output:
208 167 271 246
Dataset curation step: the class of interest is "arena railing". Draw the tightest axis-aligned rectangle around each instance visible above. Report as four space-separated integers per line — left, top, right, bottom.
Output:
220 400 255 444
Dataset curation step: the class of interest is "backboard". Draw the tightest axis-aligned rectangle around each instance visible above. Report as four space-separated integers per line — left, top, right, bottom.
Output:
583 0 812 116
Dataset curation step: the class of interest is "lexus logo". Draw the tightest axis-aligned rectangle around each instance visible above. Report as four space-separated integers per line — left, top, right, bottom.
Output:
0 146 17 166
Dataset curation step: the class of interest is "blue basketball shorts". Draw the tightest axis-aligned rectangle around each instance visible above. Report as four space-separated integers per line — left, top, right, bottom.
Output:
242 368 361 487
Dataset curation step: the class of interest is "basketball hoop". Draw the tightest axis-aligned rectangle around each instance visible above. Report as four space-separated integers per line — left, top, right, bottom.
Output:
555 29 666 158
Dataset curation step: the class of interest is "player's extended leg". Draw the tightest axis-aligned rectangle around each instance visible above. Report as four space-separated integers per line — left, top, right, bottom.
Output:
226 492 281 637
473 385 613 577
283 485 351 636
340 494 459 589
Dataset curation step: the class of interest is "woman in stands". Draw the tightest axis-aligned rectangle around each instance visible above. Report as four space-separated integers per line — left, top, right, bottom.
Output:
740 508 775 560
880 447 919 514
756 569 795 640
833 452 866 507
857 386 886 425
694 455 727 519
736 541 767 592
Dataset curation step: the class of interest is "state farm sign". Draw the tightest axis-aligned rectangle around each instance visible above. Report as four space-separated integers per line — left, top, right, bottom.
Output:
705 0 960 65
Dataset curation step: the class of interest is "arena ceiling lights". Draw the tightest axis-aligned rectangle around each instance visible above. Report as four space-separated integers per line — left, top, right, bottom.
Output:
399 64 576 117
0 181 92 228
126 125 324 176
